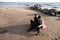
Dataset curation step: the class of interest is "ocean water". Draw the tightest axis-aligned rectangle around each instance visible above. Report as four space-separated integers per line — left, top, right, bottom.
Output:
0 2 60 7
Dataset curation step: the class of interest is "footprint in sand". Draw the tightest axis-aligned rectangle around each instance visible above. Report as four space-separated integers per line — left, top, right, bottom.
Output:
55 38 58 40
52 38 58 40
52 39 54 40
37 33 45 36
58 37 60 39
40 33 45 36
46 34 49 37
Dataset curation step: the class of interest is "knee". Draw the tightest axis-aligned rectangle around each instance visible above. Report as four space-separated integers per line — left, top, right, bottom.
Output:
30 20 33 22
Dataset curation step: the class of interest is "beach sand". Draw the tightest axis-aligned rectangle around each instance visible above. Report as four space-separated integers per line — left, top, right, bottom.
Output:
0 7 60 40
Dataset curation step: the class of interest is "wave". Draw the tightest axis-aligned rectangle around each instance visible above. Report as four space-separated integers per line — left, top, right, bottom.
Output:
0 2 60 7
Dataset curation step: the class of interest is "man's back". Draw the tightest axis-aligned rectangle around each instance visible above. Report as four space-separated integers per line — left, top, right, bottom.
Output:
34 17 38 23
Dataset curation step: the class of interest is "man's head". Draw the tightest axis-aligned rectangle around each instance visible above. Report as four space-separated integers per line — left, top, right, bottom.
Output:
34 14 39 17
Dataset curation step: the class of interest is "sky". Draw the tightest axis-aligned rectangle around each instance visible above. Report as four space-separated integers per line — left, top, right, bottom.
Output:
0 0 60 2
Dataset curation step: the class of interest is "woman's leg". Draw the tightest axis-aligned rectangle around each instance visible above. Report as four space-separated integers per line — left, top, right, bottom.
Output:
36 27 40 35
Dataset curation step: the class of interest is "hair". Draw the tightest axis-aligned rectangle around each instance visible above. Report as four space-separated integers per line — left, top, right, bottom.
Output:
35 14 37 16
38 15 41 19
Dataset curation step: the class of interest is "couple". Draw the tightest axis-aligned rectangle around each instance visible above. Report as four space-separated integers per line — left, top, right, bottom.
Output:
28 14 46 35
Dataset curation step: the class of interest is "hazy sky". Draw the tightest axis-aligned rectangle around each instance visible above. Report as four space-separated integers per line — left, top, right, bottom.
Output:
0 0 60 2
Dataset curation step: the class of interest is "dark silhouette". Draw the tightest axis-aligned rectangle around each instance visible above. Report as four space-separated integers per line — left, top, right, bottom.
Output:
28 14 43 35
28 14 38 32
36 15 43 35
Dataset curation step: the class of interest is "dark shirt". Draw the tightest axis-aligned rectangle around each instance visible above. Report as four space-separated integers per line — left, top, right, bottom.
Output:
34 17 38 23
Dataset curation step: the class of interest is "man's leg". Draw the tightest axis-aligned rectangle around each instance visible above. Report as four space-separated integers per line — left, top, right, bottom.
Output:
28 20 34 32
28 27 34 32
30 20 34 27
28 24 38 32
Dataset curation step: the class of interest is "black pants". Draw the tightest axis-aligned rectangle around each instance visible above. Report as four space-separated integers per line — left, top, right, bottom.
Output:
28 20 42 35
28 20 38 32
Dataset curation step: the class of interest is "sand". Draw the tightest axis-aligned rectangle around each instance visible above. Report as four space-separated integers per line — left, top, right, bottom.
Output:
0 7 60 40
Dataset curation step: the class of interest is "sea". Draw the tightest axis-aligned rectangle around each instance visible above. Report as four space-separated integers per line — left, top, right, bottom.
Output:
0 2 60 9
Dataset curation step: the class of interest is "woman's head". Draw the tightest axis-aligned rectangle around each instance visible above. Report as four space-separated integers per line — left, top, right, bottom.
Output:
38 15 41 19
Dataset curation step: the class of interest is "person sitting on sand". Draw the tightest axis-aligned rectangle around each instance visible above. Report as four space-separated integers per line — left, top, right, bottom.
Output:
36 15 47 35
36 15 43 35
28 14 39 32
34 14 39 25
28 14 47 35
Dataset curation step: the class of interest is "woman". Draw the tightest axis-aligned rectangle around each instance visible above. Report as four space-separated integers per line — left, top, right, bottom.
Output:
36 15 47 35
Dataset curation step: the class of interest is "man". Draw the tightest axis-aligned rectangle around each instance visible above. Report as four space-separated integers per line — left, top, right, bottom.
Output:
28 14 38 32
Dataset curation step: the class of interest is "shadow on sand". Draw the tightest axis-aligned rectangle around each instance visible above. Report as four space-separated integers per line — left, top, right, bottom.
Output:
0 24 37 37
